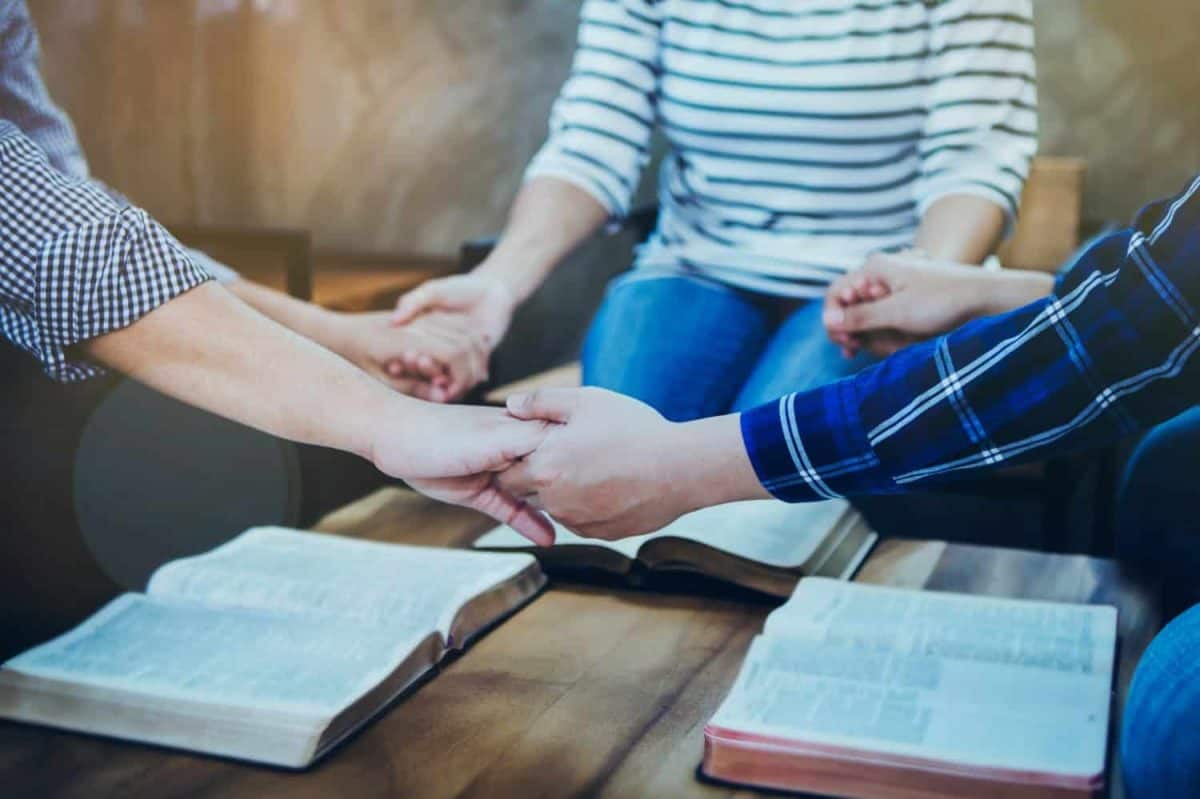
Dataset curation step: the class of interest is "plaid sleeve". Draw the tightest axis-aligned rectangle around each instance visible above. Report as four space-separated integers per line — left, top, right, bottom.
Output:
743 173 1200 501
0 121 211 382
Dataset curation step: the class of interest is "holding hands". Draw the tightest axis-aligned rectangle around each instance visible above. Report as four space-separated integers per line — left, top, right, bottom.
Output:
382 273 518 400
495 388 768 542
333 310 490 400
823 251 1055 358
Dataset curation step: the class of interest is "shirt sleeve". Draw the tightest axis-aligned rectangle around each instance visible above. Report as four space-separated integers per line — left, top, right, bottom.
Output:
0 121 212 382
912 0 1038 229
184 246 240 284
741 173 1200 501
0 0 90 180
523 0 662 218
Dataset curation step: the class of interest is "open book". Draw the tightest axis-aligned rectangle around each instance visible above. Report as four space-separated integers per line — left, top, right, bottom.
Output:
0 528 544 768
702 578 1118 799
475 499 876 597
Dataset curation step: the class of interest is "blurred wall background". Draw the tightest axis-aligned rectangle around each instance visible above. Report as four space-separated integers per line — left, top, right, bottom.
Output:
29 0 1200 257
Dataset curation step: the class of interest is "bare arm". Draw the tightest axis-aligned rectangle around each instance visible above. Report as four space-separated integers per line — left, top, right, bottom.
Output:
475 176 610 304
913 193 1007 265
86 282 394 459
389 177 609 361
83 282 552 539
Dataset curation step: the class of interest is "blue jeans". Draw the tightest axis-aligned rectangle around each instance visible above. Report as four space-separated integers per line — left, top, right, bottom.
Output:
581 272 875 421
1116 407 1200 799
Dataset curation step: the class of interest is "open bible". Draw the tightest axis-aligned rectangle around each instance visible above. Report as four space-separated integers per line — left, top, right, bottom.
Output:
475 499 876 597
0 528 545 768
702 578 1118 799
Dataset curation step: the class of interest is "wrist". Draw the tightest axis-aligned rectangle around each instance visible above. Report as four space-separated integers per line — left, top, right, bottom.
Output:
357 388 424 468
314 309 359 360
665 414 771 514
473 246 546 307
976 270 1055 317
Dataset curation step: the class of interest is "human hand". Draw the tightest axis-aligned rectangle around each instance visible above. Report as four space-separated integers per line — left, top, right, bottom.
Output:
333 311 489 401
371 400 554 545
823 251 1034 358
497 388 767 540
390 271 517 365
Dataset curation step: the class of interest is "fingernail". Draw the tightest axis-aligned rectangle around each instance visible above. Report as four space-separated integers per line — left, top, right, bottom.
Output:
507 393 528 412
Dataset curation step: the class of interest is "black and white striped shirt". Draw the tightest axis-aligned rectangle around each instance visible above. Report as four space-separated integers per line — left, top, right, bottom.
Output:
527 0 1037 297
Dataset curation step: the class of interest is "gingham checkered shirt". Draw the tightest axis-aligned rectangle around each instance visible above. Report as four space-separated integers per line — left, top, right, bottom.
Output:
0 121 212 381
742 174 1200 499
0 0 231 381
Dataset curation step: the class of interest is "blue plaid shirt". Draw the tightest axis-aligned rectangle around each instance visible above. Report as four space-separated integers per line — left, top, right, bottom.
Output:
742 174 1200 500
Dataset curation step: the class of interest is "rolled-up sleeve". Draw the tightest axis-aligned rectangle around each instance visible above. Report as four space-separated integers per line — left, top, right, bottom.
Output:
913 0 1038 229
523 0 662 218
0 122 211 381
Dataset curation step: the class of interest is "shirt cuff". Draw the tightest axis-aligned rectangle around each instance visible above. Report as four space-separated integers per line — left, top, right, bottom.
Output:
34 207 213 382
523 154 629 220
739 377 897 503
186 247 240 283
917 180 1021 239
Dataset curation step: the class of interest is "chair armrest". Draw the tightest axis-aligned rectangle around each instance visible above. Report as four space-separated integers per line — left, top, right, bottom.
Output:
170 225 314 300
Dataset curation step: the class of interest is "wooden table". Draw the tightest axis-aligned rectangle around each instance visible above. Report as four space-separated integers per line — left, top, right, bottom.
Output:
0 489 1160 799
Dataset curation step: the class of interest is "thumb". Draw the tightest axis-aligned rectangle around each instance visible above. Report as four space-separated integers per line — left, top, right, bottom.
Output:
824 294 906 335
391 278 473 326
506 388 579 423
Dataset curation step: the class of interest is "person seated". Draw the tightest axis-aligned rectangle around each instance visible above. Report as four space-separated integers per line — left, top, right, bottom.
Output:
390 0 1037 416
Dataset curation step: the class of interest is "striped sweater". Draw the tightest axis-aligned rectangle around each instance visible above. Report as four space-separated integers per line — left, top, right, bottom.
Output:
526 0 1038 297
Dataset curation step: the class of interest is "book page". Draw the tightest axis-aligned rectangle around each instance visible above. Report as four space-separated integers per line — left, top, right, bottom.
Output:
714 580 1116 779
646 500 850 568
474 520 650 559
478 500 850 568
4 594 425 720
148 528 537 639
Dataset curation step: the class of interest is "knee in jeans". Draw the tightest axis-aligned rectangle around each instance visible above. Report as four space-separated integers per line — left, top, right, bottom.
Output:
1121 605 1200 799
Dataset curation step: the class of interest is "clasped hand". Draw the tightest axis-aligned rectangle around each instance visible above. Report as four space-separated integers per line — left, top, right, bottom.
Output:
489 387 767 544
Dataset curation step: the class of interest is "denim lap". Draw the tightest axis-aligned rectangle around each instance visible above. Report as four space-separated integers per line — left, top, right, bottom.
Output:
1121 603 1200 799
581 272 772 421
732 298 877 411
581 272 875 421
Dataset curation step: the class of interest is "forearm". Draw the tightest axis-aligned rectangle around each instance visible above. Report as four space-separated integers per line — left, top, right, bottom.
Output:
914 194 1007 264
83 282 405 460
972 269 1054 317
476 177 609 303
226 278 353 357
670 415 771 510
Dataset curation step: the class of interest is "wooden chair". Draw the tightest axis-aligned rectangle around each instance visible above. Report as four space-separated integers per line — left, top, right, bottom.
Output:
465 158 1116 555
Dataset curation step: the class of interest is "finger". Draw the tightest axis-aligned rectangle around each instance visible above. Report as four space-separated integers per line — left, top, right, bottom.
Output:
506 388 580 423
470 482 555 546
507 503 555 546
391 277 476 326
390 283 442 326
409 319 490 392
866 278 890 300
400 380 438 401
829 295 905 335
